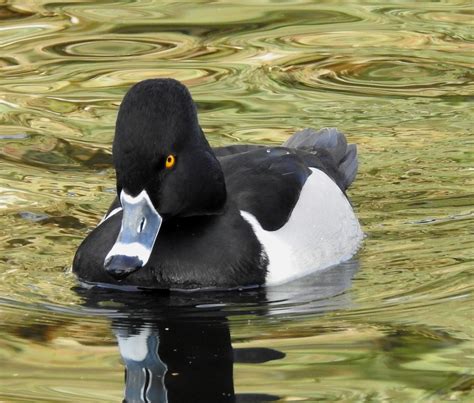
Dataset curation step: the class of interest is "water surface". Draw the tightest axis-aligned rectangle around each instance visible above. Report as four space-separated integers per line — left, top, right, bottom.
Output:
0 1 473 401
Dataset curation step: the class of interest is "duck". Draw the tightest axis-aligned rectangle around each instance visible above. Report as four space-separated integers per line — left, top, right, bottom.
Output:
73 78 363 290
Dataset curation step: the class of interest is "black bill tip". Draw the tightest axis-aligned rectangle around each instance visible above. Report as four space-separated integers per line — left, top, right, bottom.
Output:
104 255 143 279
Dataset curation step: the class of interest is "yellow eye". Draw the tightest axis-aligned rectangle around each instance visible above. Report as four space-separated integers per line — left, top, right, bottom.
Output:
165 155 176 169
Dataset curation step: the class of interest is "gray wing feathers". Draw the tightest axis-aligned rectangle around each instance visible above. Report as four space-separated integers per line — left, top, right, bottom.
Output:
340 143 357 188
283 127 358 189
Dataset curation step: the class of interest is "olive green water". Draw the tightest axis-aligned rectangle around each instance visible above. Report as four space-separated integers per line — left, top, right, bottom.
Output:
0 0 473 401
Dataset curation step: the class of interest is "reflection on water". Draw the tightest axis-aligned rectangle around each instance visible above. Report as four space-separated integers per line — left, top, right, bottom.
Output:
69 263 355 402
107 301 284 402
115 318 241 403
1 0 473 401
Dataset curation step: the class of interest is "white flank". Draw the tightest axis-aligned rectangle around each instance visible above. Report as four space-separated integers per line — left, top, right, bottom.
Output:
241 168 363 285
117 327 152 362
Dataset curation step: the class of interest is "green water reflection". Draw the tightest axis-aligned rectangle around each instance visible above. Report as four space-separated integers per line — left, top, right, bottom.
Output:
0 0 473 401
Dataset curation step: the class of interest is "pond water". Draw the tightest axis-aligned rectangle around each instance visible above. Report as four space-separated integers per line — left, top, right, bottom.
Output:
0 0 473 401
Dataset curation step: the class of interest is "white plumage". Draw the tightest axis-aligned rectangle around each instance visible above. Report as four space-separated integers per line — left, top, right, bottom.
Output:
241 168 363 285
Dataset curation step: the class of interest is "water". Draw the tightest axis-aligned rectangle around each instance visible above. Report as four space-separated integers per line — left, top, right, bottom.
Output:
0 0 473 401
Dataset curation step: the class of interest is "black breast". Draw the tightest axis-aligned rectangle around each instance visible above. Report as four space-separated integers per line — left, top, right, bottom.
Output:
73 206 267 289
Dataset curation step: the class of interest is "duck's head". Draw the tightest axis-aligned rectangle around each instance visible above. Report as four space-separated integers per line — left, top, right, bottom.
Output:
104 79 226 279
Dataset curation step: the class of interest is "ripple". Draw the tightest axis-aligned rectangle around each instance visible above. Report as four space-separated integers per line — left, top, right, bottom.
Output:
285 30 436 50
271 56 473 97
0 134 112 172
377 6 474 26
80 65 233 89
0 5 35 20
3 81 70 94
0 56 20 68
0 259 359 323
58 4 165 22
0 23 65 48
49 38 172 58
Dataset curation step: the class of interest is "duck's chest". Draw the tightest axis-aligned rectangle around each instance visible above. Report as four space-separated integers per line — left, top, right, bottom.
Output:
145 213 266 289
77 210 266 289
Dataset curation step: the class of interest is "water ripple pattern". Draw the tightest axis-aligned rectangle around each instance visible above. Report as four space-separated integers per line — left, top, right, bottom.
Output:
0 1 473 401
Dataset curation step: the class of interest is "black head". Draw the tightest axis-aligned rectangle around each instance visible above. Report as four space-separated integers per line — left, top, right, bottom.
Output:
103 79 226 279
113 78 226 218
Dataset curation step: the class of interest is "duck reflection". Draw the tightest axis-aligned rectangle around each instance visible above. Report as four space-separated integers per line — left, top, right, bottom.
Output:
115 318 232 402
76 259 359 402
113 316 285 402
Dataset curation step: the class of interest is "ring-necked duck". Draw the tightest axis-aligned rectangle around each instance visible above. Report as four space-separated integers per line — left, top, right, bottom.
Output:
73 78 363 290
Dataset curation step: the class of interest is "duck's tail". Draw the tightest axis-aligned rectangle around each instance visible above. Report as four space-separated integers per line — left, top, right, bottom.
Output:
283 127 358 189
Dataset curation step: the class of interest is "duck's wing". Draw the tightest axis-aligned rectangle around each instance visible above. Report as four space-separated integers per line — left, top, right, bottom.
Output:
218 127 357 232
215 127 357 189
218 147 325 231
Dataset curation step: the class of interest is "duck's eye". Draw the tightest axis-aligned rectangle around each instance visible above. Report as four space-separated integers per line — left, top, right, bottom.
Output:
165 155 176 169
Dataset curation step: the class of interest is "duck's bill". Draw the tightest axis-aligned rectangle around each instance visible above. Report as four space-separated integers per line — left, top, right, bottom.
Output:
104 190 162 279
